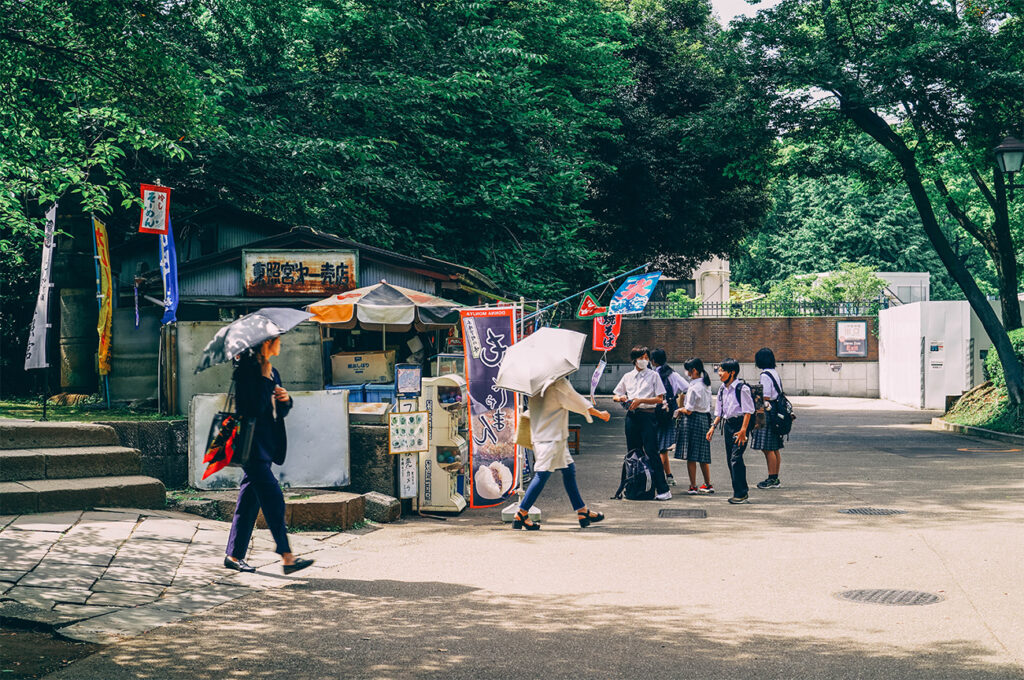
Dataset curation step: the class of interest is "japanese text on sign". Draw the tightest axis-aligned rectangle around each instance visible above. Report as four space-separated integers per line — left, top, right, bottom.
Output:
243 250 358 296
138 184 171 235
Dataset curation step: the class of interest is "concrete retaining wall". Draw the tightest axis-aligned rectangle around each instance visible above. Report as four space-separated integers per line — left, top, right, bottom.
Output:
97 420 189 489
570 361 879 398
348 424 394 497
100 418 393 495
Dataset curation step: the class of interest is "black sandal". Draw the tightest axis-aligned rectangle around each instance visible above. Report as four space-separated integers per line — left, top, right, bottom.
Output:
577 508 605 528
513 509 540 531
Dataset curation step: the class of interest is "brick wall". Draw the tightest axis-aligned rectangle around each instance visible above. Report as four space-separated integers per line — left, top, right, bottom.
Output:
561 316 877 364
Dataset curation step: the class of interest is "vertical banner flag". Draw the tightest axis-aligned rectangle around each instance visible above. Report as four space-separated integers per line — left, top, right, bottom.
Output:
592 314 622 352
609 271 661 315
138 184 171 234
590 357 607 404
24 203 58 370
91 217 114 375
159 221 179 325
461 308 519 508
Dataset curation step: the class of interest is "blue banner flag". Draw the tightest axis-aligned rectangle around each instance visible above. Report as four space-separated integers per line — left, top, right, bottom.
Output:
609 272 661 315
159 220 179 325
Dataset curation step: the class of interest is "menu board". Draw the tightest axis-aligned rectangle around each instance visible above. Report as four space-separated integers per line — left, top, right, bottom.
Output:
388 411 429 455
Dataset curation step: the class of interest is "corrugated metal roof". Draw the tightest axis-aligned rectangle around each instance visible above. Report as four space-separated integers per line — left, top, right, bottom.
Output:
180 264 242 297
360 261 436 294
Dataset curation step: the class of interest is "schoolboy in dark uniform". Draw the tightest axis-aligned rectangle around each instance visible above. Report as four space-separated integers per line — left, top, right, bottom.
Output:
706 358 755 504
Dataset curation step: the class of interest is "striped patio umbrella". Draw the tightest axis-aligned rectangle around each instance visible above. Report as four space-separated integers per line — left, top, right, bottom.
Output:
306 280 462 331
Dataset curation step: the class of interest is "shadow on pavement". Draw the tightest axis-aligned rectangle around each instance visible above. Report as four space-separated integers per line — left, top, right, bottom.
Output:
48 580 1021 680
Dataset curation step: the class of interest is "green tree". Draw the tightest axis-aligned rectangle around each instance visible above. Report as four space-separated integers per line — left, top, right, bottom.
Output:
739 0 1024 403
0 0 222 247
733 139 996 301
589 0 774 277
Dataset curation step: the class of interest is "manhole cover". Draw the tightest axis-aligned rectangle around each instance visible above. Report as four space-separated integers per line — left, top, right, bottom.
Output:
839 508 906 516
658 509 707 519
836 589 943 606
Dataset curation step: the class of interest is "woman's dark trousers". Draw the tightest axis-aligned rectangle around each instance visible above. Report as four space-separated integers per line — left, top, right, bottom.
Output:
226 461 291 558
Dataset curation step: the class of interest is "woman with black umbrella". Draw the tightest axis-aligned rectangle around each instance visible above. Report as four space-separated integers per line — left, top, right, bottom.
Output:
223 336 314 575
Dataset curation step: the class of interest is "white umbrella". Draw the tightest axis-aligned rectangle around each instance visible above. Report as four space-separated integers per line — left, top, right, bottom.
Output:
495 327 586 396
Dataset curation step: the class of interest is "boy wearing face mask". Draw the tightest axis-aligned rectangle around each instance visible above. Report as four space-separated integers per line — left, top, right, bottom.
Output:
612 345 672 500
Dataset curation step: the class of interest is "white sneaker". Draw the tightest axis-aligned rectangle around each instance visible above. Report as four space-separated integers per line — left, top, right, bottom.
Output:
655 490 672 501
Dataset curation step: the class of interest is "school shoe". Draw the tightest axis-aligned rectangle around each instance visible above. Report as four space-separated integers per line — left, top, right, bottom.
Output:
699 484 714 494
687 486 699 495
667 474 677 486
727 495 749 504
655 490 673 501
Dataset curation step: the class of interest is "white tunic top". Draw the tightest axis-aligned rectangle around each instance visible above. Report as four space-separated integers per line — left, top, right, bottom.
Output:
528 378 593 444
612 368 666 410
527 378 593 472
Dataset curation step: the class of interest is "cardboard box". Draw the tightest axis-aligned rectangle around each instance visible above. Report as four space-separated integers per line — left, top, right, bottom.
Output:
331 350 395 384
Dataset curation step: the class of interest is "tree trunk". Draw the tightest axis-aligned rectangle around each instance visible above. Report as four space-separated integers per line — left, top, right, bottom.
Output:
992 171 1022 331
841 103 1024 404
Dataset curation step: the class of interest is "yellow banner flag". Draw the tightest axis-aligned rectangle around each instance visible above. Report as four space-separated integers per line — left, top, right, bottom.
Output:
92 216 113 376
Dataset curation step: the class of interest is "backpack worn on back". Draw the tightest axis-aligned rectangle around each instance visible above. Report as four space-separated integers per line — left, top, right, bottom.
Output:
655 366 676 427
762 371 794 437
615 450 655 500
718 379 765 430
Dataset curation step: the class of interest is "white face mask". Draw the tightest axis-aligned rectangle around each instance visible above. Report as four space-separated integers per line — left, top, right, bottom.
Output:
635 359 649 371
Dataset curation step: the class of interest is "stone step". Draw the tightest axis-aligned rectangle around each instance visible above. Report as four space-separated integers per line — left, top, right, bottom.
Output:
0 446 142 482
0 422 118 450
0 475 165 515
172 490 366 530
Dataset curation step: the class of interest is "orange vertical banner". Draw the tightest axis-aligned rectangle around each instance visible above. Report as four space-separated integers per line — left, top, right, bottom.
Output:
92 216 113 376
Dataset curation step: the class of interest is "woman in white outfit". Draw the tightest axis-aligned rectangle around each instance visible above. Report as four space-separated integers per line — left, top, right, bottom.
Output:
514 378 611 530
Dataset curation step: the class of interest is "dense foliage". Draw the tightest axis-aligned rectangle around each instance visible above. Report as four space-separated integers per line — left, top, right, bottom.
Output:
737 0 1024 401
1 0 770 299
733 139 996 301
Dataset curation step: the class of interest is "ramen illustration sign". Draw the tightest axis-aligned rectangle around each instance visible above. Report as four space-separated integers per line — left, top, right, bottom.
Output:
243 250 358 296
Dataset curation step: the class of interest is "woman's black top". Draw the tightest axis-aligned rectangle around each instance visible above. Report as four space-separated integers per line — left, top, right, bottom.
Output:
235 363 292 466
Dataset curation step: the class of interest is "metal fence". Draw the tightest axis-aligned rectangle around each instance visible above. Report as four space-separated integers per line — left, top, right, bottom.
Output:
639 299 886 319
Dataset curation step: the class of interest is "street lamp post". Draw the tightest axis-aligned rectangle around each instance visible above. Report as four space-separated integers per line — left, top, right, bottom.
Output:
995 136 1024 199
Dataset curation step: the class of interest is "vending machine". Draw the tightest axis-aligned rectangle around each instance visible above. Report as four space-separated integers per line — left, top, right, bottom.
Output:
417 375 468 513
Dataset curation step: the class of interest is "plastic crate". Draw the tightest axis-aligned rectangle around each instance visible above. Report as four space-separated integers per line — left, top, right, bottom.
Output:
326 383 367 403
364 382 397 404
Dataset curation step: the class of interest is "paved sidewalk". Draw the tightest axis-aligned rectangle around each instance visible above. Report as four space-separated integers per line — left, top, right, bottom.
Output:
0 507 364 644
40 396 1024 680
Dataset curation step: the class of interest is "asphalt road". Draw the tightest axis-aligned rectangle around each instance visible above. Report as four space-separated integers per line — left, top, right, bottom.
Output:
48 397 1024 679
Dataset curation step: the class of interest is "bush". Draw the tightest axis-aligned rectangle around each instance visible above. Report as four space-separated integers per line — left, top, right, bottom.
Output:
983 328 1024 388
655 291 702 318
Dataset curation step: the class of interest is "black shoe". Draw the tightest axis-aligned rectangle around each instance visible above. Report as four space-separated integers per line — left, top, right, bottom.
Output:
224 557 256 573
577 509 605 528
513 510 540 531
283 558 314 574
756 478 773 489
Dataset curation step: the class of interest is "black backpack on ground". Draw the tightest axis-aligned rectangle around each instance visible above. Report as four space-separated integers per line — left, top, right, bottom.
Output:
762 371 794 437
614 450 655 500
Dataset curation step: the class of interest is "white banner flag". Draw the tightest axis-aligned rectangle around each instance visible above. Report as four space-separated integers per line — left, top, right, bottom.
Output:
24 204 58 370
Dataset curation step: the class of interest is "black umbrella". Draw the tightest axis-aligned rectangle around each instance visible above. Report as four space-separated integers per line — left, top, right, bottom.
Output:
194 307 313 374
